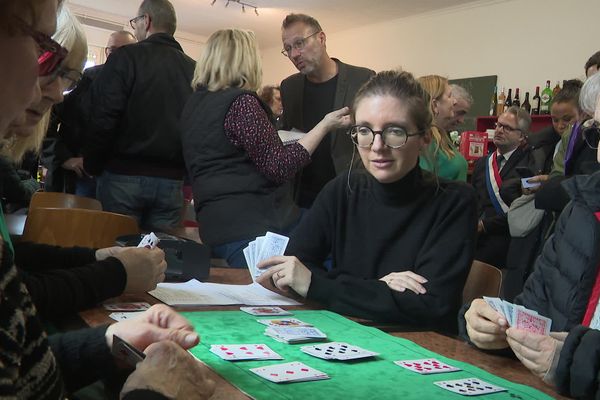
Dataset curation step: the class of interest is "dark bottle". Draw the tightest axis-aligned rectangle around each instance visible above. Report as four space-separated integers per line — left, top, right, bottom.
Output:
504 88 513 112
521 92 531 113
531 86 541 115
513 88 521 107
489 86 498 116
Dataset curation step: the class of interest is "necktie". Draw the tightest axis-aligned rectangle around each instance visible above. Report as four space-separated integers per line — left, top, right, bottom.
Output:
496 154 505 171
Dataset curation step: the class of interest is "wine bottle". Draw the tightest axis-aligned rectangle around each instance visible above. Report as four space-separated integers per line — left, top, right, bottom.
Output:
497 87 506 116
540 80 552 114
489 86 498 116
504 88 513 112
521 92 531 113
531 86 541 115
552 81 561 97
513 88 521 107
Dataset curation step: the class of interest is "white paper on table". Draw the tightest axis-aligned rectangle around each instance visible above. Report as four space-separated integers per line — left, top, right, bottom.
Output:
148 279 301 306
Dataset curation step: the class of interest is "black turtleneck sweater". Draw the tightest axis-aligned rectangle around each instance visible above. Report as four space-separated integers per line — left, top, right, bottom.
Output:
287 166 478 333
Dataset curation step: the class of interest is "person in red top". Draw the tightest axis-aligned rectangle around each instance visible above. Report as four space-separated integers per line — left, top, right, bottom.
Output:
461 71 600 398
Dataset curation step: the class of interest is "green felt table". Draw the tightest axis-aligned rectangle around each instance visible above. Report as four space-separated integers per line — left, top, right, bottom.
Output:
184 310 553 400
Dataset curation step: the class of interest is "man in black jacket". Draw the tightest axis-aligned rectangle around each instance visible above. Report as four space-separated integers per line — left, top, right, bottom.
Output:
279 13 374 208
471 106 532 269
83 0 195 230
44 30 136 195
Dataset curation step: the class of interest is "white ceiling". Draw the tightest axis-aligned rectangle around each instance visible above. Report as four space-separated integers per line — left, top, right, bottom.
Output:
66 0 490 48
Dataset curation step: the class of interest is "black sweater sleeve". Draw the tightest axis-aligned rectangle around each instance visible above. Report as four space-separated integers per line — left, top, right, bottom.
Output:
14 242 97 271
555 325 600 399
291 176 477 331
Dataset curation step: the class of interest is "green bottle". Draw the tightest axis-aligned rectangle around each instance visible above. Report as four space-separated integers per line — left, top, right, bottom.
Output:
540 80 552 115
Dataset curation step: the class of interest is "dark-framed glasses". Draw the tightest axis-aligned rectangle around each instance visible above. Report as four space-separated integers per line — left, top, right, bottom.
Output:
495 121 521 133
129 15 145 29
281 31 320 57
349 125 421 149
17 19 68 76
40 66 83 92
582 120 600 150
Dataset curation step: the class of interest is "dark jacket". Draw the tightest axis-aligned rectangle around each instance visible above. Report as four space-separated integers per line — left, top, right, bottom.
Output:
527 125 561 175
43 65 103 192
181 88 299 247
83 33 195 179
280 58 374 174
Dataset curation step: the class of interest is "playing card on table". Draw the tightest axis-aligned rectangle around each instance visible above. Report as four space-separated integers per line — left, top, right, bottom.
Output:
266 326 327 344
103 302 151 312
112 335 145 367
515 307 551 335
137 232 160 249
210 344 283 361
434 378 507 396
240 306 292 316
250 361 329 383
302 342 379 361
395 358 461 374
257 318 312 327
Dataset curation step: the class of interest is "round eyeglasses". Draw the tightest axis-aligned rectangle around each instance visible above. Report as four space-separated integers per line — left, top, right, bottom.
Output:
349 125 422 149
582 121 600 150
40 66 83 93
281 31 320 57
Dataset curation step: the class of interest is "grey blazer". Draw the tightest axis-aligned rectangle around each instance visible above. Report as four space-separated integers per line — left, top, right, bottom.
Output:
280 58 375 174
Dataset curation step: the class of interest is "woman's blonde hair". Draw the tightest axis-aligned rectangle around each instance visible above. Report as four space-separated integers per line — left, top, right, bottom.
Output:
4 5 87 163
418 75 456 160
191 29 262 92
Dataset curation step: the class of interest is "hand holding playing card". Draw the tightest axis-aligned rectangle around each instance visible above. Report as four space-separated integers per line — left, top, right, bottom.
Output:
506 328 567 381
379 271 428 294
464 299 509 350
114 247 167 293
121 340 215 400
256 256 312 297
105 304 199 355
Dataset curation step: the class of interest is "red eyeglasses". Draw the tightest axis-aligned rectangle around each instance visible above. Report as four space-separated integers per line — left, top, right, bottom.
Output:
18 19 68 77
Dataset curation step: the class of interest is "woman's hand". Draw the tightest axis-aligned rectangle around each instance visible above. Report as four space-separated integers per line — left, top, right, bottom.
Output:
379 271 428 294
256 256 312 297
464 299 509 350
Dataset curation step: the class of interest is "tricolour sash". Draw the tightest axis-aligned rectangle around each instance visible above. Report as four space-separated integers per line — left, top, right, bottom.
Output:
485 152 509 216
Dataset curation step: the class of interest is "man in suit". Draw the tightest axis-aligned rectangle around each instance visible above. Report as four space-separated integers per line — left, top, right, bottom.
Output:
471 106 532 269
279 13 374 208
83 0 195 230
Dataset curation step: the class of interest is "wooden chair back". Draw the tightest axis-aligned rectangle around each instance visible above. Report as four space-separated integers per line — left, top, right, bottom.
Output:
29 191 102 211
462 260 503 304
22 207 139 248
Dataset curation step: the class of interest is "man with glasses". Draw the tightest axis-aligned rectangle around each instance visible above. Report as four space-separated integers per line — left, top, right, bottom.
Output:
470 106 533 269
44 30 136 195
279 13 374 208
82 0 195 230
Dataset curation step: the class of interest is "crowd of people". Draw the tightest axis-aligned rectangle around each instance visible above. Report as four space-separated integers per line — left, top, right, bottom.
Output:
2 0 600 398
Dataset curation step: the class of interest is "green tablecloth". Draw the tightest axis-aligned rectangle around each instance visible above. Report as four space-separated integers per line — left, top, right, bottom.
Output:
183 310 552 400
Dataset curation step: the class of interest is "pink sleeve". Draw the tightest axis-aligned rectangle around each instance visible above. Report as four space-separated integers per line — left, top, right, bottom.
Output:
224 94 310 184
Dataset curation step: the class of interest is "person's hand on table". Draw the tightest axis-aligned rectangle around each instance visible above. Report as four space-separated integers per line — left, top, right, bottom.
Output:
465 298 509 350
114 247 167 293
379 271 428 294
105 304 199 352
256 256 312 297
506 329 568 382
121 340 215 400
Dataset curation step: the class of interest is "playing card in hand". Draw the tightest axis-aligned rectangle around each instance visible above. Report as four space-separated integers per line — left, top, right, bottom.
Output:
243 232 289 281
138 232 159 249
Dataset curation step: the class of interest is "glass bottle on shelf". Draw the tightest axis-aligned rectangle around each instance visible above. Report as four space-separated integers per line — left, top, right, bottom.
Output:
513 88 521 107
496 87 506 116
489 86 498 116
521 92 531 113
552 81 561 97
540 81 552 115
531 86 541 115
504 88 513 112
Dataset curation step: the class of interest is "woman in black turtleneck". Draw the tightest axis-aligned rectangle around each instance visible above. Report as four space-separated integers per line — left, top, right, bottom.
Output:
257 70 477 333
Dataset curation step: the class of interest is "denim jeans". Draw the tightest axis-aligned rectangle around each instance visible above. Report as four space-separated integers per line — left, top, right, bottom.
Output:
211 239 252 268
75 175 97 199
97 171 183 231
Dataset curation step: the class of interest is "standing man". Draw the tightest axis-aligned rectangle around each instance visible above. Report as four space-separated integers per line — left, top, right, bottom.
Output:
471 106 532 269
280 13 374 208
83 0 195 230
44 30 137 196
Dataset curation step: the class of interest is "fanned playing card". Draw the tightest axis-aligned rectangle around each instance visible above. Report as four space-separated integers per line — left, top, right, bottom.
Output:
301 342 379 361
434 378 507 396
210 344 282 361
395 358 461 374
112 335 145 367
250 361 329 383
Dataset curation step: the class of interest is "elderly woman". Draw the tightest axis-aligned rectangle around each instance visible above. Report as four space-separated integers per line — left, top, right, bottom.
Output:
0 2 213 398
257 70 477 333
461 71 600 399
181 29 350 267
418 75 468 181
